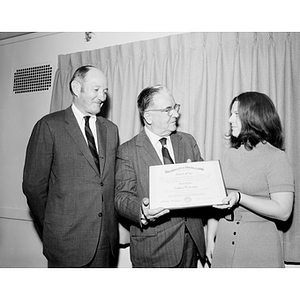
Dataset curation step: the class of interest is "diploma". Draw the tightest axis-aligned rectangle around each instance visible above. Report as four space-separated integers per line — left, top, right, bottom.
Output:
149 160 226 209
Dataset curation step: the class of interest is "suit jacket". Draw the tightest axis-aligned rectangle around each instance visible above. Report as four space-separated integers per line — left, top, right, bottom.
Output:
115 128 205 267
23 106 119 267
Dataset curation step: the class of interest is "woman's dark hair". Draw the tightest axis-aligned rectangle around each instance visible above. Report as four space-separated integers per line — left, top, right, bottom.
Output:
230 91 283 150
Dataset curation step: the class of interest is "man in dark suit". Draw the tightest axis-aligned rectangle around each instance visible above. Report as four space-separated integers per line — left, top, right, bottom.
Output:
114 85 206 267
23 65 119 267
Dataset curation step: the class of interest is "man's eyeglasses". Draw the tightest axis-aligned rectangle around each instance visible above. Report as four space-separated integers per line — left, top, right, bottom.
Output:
144 104 181 117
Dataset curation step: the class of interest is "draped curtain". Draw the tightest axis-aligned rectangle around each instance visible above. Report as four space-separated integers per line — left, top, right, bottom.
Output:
50 32 300 263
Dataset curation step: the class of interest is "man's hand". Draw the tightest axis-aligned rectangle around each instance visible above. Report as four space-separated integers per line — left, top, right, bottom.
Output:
141 197 170 225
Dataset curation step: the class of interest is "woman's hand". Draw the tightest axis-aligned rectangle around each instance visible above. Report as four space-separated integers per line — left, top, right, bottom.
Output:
205 240 214 267
213 191 241 209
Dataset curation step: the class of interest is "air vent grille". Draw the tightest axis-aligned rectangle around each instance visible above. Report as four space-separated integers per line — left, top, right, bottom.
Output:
13 64 52 94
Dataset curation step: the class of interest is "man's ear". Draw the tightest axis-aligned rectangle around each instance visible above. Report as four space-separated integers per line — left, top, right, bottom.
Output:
143 111 152 125
71 80 81 97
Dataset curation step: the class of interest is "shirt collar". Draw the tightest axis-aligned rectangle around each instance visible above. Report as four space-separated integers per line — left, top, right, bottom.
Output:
144 126 171 146
72 104 97 122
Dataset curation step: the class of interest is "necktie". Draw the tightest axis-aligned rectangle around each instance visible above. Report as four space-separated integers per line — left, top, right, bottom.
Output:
159 137 174 164
84 116 100 171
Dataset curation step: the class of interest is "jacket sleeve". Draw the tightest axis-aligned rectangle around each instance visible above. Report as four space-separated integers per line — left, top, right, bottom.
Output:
114 142 142 227
22 118 53 232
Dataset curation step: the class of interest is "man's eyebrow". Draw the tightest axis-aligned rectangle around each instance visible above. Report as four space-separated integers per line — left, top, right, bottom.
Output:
93 86 108 91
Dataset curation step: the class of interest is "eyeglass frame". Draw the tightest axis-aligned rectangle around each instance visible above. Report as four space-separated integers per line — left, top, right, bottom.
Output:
144 103 181 117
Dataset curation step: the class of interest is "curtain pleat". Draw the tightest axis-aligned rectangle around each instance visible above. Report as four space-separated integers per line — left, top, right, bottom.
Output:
50 32 300 263
251 34 259 90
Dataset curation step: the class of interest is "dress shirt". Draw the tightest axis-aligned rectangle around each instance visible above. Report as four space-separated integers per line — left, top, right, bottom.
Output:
144 126 175 163
71 104 99 152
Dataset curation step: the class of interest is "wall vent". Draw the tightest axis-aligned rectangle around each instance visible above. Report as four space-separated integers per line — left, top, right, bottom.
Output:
13 64 52 94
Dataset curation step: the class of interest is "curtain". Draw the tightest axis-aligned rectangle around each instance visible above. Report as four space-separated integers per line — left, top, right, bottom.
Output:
50 32 300 263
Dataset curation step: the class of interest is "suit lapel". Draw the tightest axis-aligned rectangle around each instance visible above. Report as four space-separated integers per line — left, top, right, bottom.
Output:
64 106 100 175
136 129 162 166
96 117 106 176
170 132 184 163
136 130 185 166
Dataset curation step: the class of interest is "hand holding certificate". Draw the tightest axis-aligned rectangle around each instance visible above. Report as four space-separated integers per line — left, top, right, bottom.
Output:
149 160 226 209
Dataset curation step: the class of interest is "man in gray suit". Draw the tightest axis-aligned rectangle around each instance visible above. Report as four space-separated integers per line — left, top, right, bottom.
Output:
115 85 206 267
23 65 119 267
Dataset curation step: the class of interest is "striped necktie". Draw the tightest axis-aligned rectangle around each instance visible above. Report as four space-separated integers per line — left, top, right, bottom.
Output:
159 137 174 164
84 116 100 171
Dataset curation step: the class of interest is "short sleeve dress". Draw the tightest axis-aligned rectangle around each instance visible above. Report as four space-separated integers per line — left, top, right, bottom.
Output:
211 142 294 268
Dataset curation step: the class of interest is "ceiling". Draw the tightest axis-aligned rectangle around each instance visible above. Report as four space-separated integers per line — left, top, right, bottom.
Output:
0 32 34 41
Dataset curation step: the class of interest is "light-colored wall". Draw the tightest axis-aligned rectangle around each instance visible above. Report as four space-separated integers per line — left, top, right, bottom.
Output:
0 32 180 267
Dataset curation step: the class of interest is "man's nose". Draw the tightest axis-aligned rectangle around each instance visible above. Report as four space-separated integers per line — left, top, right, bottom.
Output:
98 91 106 101
172 109 179 118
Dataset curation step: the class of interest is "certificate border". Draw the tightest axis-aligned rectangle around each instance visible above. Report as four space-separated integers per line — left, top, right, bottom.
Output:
149 160 227 210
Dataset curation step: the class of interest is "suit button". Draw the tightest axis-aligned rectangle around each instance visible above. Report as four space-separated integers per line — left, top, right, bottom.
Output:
98 213 103 217
100 182 104 186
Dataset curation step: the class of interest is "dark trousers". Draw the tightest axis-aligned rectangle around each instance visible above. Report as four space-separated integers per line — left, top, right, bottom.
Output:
175 229 199 268
85 228 117 268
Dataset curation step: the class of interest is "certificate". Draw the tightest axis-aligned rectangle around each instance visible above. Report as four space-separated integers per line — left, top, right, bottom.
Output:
149 160 226 209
